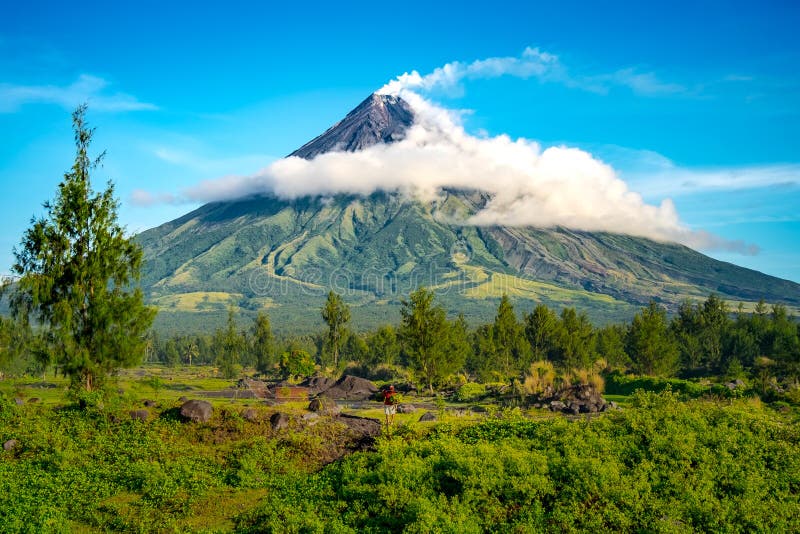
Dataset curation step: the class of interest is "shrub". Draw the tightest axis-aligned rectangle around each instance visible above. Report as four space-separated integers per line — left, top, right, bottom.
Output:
523 360 556 396
453 383 486 403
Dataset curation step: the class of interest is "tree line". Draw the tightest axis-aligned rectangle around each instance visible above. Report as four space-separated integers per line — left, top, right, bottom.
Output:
30 288 790 391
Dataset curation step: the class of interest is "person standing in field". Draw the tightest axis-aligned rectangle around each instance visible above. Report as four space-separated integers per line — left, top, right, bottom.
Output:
383 385 397 428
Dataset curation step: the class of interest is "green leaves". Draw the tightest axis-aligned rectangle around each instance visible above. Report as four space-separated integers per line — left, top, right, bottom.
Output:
321 291 350 369
8 106 155 391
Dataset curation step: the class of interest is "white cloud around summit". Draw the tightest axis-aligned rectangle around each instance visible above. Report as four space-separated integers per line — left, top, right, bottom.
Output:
132 49 759 254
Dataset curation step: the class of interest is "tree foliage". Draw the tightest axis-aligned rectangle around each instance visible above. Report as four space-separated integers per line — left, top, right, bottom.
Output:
399 287 457 393
627 300 679 376
321 291 350 369
215 307 244 379
251 312 275 375
5 105 155 390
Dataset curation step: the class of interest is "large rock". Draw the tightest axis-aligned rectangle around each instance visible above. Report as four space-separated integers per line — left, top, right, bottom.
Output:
270 412 290 430
308 397 340 415
3 439 18 451
419 411 437 422
242 408 260 422
129 409 150 421
320 375 379 400
180 400 213 423
397 404 416 414
299 377 338 395
339 414 381 437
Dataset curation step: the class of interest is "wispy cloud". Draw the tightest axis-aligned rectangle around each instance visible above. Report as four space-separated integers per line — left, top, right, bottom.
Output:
151 146 275 174
0 74 157 113
379 47 687 97
129 190 177 207
610 147 800 197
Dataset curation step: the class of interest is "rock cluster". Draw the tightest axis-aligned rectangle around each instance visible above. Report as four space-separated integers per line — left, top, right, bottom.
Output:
538 384 616 415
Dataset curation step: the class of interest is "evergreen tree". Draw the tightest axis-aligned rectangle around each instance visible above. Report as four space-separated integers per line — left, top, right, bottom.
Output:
365 325 401 366
491 295 531 379
5 105 155 391
595 324 630 368
343 333 368 363
251 312 276 375
627 300 679 376
399 287 452 393
698 294 730 372
553 307 595 370
321 291 350 369
469 324 496 381
216 307 244 378
671 300 704 371
524 304 558 361
768 304 800 378
445 313 471 379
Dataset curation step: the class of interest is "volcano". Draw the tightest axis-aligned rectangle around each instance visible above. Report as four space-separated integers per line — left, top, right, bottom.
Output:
136 94 800 333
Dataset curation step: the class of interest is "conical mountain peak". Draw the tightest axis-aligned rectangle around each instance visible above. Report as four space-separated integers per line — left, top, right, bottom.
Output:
289 93 414 159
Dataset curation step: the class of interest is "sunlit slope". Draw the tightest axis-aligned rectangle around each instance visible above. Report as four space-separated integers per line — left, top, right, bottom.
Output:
136 190 800 333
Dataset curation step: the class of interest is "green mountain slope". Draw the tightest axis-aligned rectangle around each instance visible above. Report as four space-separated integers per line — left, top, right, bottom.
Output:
137 190 800 334
135 93 800 334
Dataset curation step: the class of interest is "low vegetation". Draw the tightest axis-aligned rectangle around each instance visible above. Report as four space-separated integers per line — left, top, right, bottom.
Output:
0 386 797 532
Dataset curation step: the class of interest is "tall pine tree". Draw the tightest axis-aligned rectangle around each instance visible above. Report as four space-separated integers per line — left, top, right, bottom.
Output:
6 105 155 391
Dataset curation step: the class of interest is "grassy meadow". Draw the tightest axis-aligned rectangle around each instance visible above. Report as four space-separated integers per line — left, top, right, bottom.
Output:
1 367 798 533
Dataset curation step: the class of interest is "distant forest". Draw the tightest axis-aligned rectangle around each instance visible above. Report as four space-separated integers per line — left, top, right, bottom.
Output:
5 290 797 396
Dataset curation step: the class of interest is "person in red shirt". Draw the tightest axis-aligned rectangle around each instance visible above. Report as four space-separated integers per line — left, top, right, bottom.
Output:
383 385 397 427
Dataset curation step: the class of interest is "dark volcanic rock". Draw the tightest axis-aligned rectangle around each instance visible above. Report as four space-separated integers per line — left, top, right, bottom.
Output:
270 412 290 430
339 414 381 436
143 399 156 407
242 408 260 422
338 414 382 451
544 385 609 415
129 409 150 421
308 397 340 415
320 375 379 401
289 94 414 160
180 400 213 423
299 377 338 395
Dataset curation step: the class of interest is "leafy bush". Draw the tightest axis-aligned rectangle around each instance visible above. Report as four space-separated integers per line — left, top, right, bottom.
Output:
453 382 486 402
604 370 709 397
240 391 800 532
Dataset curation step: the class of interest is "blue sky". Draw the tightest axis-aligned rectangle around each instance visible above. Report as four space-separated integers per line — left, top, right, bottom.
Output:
1 0 799 282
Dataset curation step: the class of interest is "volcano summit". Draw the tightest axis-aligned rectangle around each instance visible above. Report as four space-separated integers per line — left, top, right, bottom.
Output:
136 94 800 333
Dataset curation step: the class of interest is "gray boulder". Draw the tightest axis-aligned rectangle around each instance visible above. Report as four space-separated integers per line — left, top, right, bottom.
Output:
397 404 416 414
320 375 379 400
242 408 260 422
270 412 290 430
419 411 437 422
180 400 213 423
14 398 24 406
549 400 566 412
129 409 150 421
308 397 340 415
3 439 18 451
